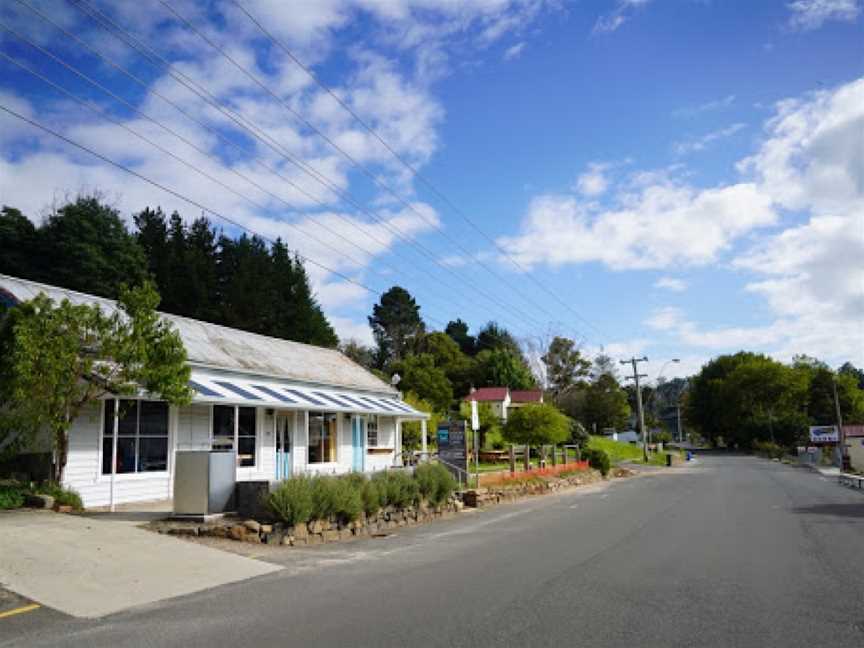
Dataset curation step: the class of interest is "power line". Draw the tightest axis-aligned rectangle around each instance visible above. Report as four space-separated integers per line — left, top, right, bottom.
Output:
67 0 549 334
230 0 607 347
1 16 513 335
154 0 559 331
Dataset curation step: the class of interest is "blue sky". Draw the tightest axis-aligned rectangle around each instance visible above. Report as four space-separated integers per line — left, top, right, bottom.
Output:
1 0 862 381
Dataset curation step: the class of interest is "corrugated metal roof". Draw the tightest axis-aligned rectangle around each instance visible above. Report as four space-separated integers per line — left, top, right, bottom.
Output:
465 387 508 402
510 389 543 403
0 274 395 395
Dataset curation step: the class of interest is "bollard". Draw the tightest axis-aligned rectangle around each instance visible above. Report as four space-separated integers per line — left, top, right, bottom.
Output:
524 445 530 471
509 445 516 474
666 453 672 467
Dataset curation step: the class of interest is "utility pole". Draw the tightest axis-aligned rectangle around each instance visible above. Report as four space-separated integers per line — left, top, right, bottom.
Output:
622 356 649 462
833 376 847 470
676 405 683 443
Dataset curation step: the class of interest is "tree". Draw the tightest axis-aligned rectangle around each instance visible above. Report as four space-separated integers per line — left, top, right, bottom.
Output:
474 348 535 390
459 400 502 449
839 362 864 389
445 319 476 356
340 340 375 369
583 373 631 432
502 403 570 447
38 195 148 298
475 321 523 358
541 336 591 403
399 392 442 451
417 331 474 397
368 286 424 368
390 354 452 413
0 206 38 280
591 353 619 381
0 283 192 481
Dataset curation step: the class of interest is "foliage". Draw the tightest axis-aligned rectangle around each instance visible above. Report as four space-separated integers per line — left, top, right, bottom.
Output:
459 400 501 450
391 354 453 412
0 283 192 479
445 318 476 356
587 435 648 465
1 197 339 349
541 336 591 403
399 392 442 451
561 364 631 434
310 475 363 525
360 479 382 517
35 482 83 510
653 430 673 445
569 419 590 446
340 340 375 369
415 462 457 506
371 470 420 509
475 322 523 358
267 476 315 526
474 348 535 390
0 483 27 510
752 440 784 460
369 286 424 367
582 447 611 477
417 331 475 398
502 403 571 447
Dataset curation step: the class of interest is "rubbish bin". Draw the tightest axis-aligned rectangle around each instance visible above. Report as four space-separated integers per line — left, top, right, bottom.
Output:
666 453 673 467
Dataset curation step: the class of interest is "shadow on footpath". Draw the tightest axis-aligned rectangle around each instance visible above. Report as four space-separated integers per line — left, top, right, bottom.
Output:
791 504 864 519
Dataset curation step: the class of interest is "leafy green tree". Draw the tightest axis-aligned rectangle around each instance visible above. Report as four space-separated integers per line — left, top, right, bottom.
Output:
445 319 476 356
474 348 535 390
39 196 148 298
0 283 192 480
340 340 375 369
459 400 502 449
502 403 570 447
541 336 591 403
583 373 631 432
475 321 523 358
369 286 424 367
391 354 452 413
400 392 442 451
417 331 474 398
0 206 38 280
839 362 864 389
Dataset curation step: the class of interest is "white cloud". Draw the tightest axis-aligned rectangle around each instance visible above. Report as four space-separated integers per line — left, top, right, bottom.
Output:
654 277 688 292
497 180 776 271
673 94 736 118
574 162 610 197
673 122 746 156
503 41 526 61
786 0 861 31
593 0 652 34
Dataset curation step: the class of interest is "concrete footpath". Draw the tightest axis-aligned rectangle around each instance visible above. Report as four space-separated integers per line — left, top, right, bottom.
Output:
0 509 280 618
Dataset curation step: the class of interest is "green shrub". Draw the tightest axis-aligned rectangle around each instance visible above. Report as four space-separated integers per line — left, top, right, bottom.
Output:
372 470 419 509
310 476 362 525
360 479 381 517
267 476 314 526
752 440 784 459
415 462 457 506
583 448 611 477
0 484 27 510
36 482 83 510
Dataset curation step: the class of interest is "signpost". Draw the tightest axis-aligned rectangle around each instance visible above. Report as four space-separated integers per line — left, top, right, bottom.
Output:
437 420 468 484
809 425 839 444
470 400 480 487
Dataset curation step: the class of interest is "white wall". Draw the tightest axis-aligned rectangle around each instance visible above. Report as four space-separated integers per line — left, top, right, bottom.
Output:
62 400 172 509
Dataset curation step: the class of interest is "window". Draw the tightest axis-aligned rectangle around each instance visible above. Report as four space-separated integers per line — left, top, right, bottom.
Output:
237 407 256 467
102 400 169 475
366 415 379 448
309 412 338 463
211 405 257 467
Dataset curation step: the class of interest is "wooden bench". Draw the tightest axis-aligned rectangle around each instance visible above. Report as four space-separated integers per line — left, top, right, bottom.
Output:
838 473 864 490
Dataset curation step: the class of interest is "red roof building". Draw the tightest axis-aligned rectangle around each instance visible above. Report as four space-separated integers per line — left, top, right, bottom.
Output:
464 387 543 420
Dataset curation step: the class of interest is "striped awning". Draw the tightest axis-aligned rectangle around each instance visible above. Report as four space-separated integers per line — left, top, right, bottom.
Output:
187 373 427 419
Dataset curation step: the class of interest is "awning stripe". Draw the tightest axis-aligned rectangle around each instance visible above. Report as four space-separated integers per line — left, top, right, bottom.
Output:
335 394 369 409
283 388 326 406
313 391 353 408
385 399 414 413
252 384 297 403
189 380 223 397
213 380 262 401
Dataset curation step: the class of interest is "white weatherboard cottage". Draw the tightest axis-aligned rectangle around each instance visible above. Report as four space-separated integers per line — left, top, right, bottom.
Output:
0 275 429 509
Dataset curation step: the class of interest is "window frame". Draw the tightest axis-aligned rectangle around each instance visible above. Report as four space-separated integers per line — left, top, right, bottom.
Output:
308 411 339 464
100 398 170 478
210 404 258 468
366 415 379 449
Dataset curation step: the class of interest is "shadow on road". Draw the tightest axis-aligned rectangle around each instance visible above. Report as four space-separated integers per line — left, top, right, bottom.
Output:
791 504 864 518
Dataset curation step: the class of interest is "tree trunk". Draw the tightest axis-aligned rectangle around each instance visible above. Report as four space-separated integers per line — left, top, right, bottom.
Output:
53 425 69 484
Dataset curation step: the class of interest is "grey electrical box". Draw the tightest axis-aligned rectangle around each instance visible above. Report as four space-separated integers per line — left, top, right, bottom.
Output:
173 451 236 515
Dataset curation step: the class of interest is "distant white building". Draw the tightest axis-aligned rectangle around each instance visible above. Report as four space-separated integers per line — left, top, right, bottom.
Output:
0 275 428 508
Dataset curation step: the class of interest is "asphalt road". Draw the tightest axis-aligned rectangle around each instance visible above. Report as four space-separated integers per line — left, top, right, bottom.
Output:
3 455 863 647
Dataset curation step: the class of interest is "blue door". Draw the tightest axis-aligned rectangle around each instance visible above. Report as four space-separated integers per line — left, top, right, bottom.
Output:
275 414 291 480
352 416 365 472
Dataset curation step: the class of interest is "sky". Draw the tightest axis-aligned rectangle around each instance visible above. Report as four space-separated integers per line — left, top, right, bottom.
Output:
0 0 862 382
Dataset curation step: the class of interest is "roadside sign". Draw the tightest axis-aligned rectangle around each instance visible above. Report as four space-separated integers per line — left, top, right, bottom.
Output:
437 420 467 478
809 425 839 443
470 400 479 431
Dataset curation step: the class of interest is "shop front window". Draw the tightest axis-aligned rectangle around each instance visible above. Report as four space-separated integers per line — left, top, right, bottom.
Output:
211 405 257 467
309 412 338 463
102 399 169 475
